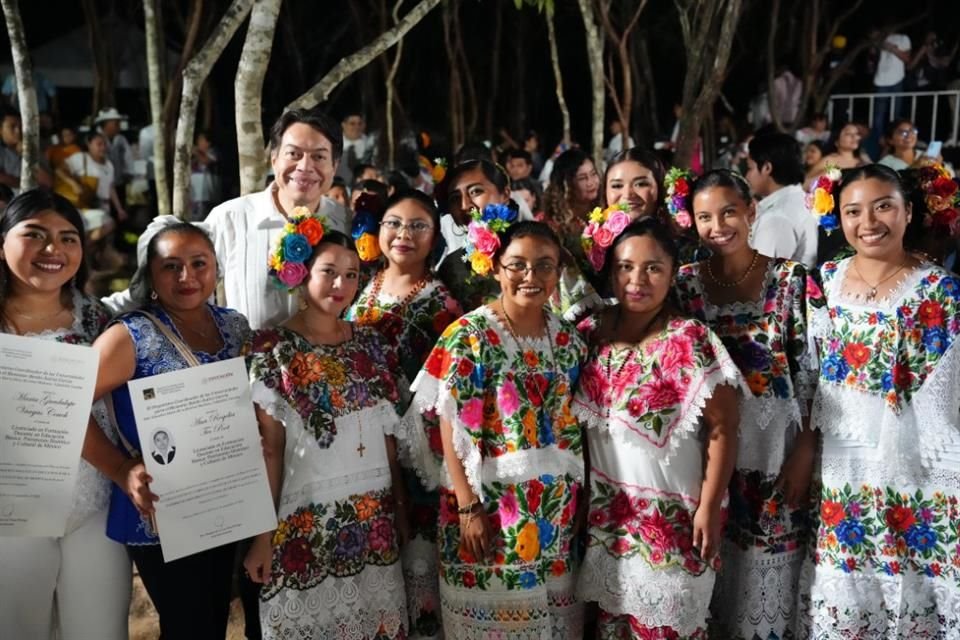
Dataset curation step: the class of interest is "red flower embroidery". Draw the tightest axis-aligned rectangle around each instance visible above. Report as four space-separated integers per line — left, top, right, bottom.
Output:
608 490 635 525
842 342 871 368
821 500 844 527
884 506 916 532
424 347 452 379
280 537 313 575
526 480 544 513
918 300 945 327
556 331 570 346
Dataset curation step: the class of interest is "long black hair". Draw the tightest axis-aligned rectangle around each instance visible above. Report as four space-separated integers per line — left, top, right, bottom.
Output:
0 189 89 306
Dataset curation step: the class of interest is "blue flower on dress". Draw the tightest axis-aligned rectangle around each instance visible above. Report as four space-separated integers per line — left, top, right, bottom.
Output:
518 571 537 589
922 327 948 355
282 233 312 263
537 519 556 548
771 376 790 399
835 518 865 546
470 363 485 388
881 372 894 391
738 342 771 371
940 276 959 295
335 523 366 559
539 412 556 445
822 353 850 382
905 523 938 552
540 474 555 485
568 364 580 384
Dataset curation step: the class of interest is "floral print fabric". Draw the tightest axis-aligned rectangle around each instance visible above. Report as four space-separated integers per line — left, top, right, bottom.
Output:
247 325 408 640
799 258 960 639
346 277 463 638
406 306 587 639
573 314 744 638
676 259 818 640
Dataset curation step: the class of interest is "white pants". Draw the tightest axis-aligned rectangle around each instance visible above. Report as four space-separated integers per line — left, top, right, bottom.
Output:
0 509 131 640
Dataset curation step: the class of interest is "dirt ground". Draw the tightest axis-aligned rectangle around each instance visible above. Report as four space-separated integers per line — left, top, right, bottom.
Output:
128 573 246 640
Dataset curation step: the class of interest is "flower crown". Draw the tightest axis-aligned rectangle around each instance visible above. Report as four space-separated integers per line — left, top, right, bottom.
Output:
268 207 332 290
351 192 384 262
581 203 631 271
916 163 960 235
806 165 842 234
462 203 518 276
664 167 694 228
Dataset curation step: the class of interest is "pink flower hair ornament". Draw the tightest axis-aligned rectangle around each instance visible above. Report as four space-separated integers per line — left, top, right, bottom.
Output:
581 203 632 271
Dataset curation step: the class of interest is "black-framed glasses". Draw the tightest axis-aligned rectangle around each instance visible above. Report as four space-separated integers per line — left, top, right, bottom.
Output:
499 261 560 280
380 219 434 236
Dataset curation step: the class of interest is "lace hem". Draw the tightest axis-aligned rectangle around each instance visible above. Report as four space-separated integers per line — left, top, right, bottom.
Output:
578 548 713 635
572 360 745 464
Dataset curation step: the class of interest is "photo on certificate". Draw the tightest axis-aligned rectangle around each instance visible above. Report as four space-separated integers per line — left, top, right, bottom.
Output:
127 357 276 562
0 334 98 537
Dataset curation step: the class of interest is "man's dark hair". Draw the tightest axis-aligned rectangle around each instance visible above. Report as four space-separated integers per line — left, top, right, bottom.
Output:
502 148 533 165
269 108 343 163
748 133 804 186
0 106 19 122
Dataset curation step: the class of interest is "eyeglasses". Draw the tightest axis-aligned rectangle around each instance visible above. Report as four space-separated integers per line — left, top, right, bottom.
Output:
499 261 560 280
380 219 434 236
896 128 918 138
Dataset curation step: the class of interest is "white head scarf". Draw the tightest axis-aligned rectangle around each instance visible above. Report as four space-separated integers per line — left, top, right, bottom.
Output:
128 216 219 304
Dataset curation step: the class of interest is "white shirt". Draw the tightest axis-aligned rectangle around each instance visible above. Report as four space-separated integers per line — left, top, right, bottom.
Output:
874 34 911 87
65 151 115 206
750 184 818 268
102 185 349 327
105 133 134 182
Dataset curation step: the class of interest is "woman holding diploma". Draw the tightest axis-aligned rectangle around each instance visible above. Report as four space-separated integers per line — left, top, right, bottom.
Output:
0 190 130 640
243 213 409 639
82 217 250 638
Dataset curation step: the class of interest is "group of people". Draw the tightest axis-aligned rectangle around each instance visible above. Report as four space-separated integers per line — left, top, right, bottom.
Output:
0 106 958 640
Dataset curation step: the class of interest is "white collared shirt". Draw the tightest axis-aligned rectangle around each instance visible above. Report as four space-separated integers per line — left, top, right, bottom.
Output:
207 185 348 329
750 183 818 268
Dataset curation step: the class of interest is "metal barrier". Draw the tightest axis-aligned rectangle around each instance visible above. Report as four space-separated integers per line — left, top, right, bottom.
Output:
828 90 960 144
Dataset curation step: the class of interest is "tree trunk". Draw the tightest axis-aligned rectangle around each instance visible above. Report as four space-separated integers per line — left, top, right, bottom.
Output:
442 1 464 151
235 0 282 195
765 0 784 132
545 11 571 144
80 0 114 113
161 0 205 161
172 0 255 218
674 0 745 170
284 0 441 112
1 0 38 190
576 0 604 168
143 0 171 215
636 32 659 140
452 4 478 139
385 0 404 168
511 12 527 137
483 0 503 140
596 0 648 145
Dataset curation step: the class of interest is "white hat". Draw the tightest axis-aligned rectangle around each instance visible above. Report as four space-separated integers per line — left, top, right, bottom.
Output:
94 107 128 125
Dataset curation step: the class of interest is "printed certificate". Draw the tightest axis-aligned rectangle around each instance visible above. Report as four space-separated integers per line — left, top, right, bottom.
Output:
0 333 98 536
127 357 275 561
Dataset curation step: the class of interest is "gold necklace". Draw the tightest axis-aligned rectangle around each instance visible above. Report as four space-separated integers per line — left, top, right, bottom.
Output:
850 258 907 302
705 250 759 288
499 299 556 408
8 304 68 322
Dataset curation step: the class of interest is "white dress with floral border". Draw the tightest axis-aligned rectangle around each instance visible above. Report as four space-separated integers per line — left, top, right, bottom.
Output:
404 306 587 640
798 258 960 639
572 315 746 638
246 325 408 640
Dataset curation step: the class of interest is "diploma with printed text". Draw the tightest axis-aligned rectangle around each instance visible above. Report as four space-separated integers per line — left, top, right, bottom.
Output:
0 333 98 537
127 357 275 562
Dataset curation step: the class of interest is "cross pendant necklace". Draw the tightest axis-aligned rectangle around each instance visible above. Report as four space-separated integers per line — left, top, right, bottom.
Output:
356 416 365 457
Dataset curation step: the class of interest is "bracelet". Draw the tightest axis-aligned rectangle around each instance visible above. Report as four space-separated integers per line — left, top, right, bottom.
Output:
457 499 481 515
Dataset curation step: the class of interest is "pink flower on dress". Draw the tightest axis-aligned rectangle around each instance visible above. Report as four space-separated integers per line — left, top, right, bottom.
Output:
612 361 644 398
638 509 676 551
659 334 695 372
459 397 484 429
637 376 682 411
580 361 610 405
499 491 520 527
497 379 521 418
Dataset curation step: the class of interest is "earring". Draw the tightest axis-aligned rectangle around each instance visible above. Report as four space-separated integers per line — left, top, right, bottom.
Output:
150 290 158 301
299 297 309 311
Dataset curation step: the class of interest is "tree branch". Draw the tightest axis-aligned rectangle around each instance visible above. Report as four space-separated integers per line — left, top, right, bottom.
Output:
285 0 441 112
1 0 38 190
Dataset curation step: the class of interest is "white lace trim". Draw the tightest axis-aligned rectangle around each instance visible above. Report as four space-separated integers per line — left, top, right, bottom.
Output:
577 547 713 636
799 559 960 639
260 563 408 640
826 257 928 308
572 360 745 465
736 395 803 473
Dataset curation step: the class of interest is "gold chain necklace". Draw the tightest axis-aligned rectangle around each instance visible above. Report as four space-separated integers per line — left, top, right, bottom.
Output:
705 250 759 288
499 299 556 409
8 304 68 322
850 258 907 302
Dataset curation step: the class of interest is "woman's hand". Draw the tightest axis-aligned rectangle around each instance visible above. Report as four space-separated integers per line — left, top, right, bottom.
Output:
244 532 275 584
776 432 817 506
115 458 158 515
459 507 494 562
692 504 723 563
